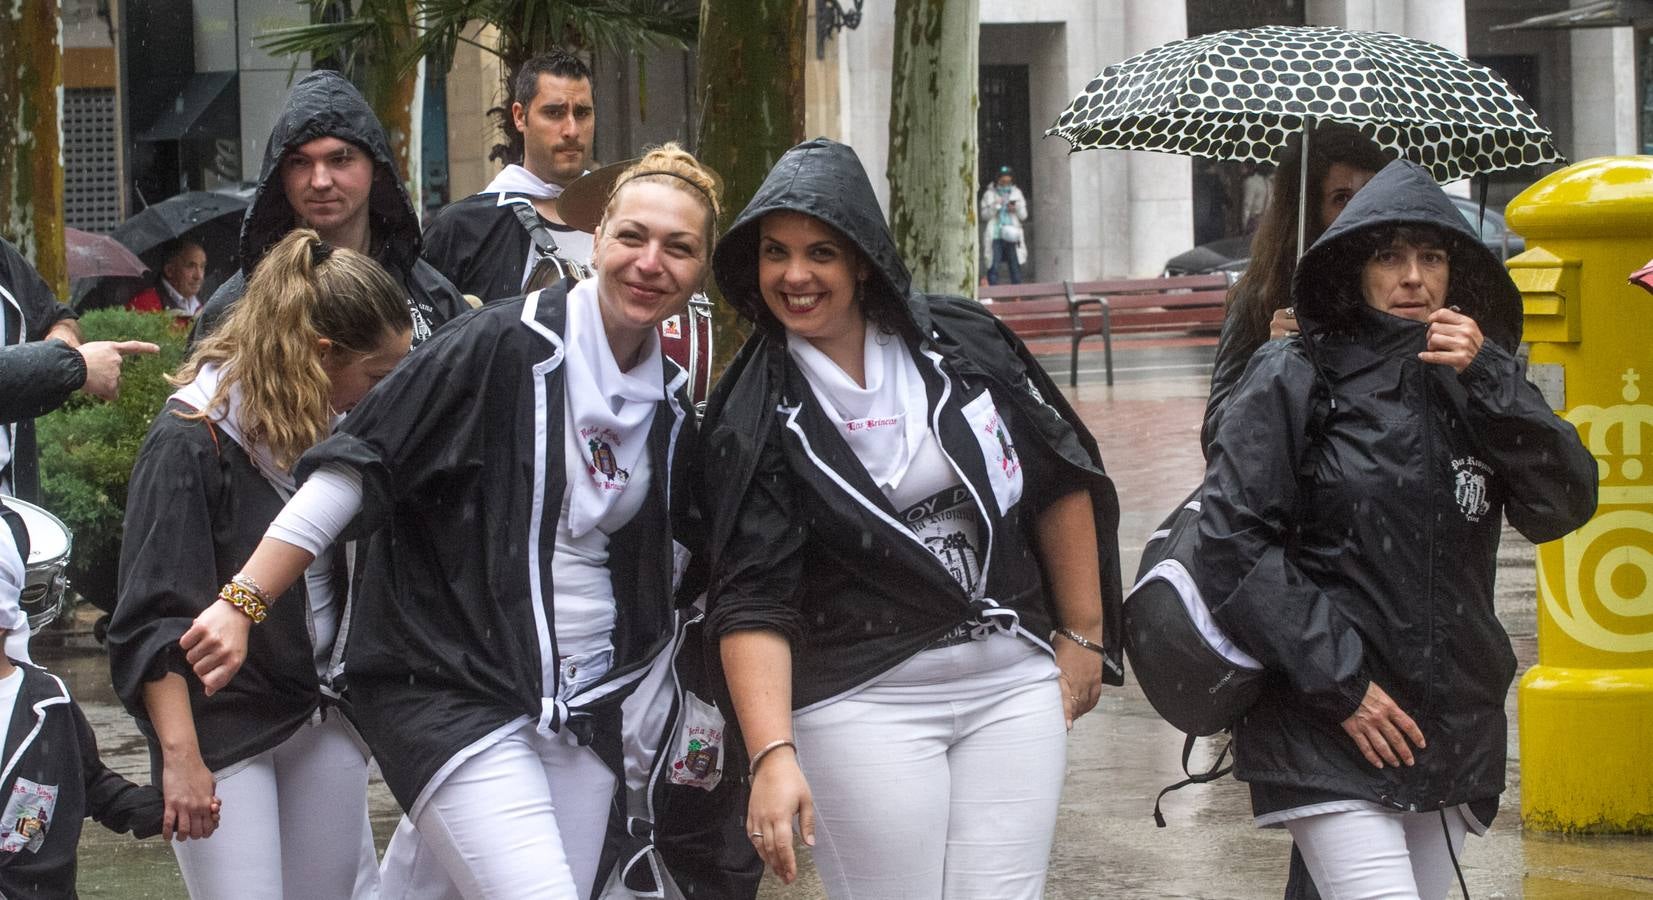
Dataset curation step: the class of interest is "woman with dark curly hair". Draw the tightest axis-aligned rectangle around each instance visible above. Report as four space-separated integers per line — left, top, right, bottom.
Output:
1195 159 1596 898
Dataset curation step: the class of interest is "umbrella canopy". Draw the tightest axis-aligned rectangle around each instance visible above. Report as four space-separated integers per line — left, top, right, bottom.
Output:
1048 25 1562 183
65 228 149 281
111 190 246 264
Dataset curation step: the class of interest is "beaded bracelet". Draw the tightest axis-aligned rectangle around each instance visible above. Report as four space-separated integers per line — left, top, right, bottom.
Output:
219 579 269 624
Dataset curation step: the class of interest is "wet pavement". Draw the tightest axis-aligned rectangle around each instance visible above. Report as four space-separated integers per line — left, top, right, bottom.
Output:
40 339 1653 897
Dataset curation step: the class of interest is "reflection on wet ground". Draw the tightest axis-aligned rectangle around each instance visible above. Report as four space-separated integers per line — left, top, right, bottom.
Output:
47 358 1653 898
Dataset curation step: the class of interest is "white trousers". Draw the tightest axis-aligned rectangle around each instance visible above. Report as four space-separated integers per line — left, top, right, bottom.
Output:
173 713 379 900
792 634 1067 900
1285 805 1471 900
382 721 616 900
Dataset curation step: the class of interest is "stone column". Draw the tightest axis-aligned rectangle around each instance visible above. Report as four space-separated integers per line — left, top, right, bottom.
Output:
1569 24 1639 158
1122 0 1191 277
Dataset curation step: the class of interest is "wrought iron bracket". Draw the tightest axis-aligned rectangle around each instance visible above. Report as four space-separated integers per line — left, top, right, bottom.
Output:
817 0 865 59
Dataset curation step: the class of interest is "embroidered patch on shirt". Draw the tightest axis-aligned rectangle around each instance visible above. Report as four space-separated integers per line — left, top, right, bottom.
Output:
1451 455 1493 523
0 778 57 854
661 315 683 340
581 425 632 491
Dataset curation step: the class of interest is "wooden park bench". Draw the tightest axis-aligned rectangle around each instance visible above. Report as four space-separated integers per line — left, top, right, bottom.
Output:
1066 274 1232 385
976 282 1099 387
977 273 1233 386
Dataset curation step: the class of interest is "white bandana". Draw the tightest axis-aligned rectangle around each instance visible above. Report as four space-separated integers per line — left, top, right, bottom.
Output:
562 279 664 537
484 164 571 200
788 324 930 492
170 363 340 498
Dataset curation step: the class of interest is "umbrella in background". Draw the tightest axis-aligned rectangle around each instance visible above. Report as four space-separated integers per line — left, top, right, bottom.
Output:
1047 25 1564 252
111 190 247 260
65 228 148 281
1631 259 1653 296
112 190 246 282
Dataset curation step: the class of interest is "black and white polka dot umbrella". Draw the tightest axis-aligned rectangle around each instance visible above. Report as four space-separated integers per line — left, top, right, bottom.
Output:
1047 25 1562 183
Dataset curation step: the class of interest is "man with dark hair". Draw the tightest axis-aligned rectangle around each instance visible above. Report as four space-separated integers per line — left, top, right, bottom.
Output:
191 70 467 347
422 49 597 302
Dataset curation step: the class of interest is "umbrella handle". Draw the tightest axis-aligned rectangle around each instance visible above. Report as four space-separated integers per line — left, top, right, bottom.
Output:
1297 116 1313 261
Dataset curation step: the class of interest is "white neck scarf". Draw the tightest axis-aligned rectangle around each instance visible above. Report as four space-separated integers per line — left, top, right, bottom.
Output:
562 279 664 537
171 363 337 499
788 324 930 492
485 163 584 200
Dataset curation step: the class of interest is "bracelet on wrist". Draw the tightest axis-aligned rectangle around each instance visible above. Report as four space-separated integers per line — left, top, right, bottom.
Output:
1054 626 1104 656
748 738 796 777
219 579 269 624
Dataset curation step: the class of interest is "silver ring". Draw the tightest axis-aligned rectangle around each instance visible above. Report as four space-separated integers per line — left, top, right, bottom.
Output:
750 832 764 839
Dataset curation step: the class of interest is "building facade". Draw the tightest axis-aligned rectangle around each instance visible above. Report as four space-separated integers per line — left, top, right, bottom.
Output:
71 1 1653 284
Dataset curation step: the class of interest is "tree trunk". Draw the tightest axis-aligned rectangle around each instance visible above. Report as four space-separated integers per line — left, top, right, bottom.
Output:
355 1 421 208
0 0 65 293
695 0 805 375
888 0 979 297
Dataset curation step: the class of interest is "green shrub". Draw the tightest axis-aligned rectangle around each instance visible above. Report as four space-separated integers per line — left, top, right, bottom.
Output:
37 310 191 609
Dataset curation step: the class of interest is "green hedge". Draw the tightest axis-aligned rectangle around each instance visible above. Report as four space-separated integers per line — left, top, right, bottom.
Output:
37 310 190 609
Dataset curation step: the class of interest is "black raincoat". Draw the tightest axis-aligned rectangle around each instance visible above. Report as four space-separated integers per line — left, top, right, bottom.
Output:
109 404 343 780
701 138 1124 713
1195 160 1597 818
294 285 698 814
0 238 82 502
0 665 162 900
190 71 466 347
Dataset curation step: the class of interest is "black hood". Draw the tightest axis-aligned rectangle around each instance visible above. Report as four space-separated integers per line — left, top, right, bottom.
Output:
238 70 422 275
1292 159 1523 349
712 138 913 329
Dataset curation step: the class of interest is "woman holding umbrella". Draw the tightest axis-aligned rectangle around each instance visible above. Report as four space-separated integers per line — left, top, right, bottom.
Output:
701 138 1123 898
1194 159 1595 898
1201 123 1391 452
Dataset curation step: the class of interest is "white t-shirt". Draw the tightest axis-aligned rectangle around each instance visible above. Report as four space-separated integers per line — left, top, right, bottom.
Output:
885 430 981 594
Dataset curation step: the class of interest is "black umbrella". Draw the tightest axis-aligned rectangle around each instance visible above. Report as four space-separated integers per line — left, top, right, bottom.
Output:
107 190 246 305
1048 26 1563 251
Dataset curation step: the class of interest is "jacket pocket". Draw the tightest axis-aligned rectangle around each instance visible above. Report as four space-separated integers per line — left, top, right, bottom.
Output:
961 390 1023 515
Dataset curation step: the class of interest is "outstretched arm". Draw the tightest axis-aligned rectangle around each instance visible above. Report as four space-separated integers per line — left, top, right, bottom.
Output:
721 630 813 885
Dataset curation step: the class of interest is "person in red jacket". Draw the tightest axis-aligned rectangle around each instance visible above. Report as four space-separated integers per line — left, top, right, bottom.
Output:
128 240 207 317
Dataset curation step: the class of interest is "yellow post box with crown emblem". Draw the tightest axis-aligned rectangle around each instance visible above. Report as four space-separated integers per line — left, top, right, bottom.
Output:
1505 155 1653 833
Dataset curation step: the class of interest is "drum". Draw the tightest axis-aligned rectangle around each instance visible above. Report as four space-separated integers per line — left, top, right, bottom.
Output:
659 294 716 410
6 499 72 632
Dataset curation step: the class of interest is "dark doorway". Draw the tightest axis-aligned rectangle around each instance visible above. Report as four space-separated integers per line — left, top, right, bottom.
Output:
979 65 1031 206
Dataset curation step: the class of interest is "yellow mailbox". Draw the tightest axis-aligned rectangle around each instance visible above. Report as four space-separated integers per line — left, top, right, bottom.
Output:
1506 156 1653 833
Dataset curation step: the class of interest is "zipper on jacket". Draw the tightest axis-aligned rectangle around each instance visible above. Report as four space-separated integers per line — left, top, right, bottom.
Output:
1418 360 1439 808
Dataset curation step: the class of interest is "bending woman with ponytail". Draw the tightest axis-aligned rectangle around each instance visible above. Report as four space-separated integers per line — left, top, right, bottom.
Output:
109 229 412 899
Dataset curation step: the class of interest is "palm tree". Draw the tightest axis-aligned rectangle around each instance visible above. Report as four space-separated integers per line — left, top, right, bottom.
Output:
256 0 699 179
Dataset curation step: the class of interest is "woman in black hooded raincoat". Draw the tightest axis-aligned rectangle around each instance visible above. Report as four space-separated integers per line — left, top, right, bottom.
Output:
701 138 1124 899
1195 159 1596 898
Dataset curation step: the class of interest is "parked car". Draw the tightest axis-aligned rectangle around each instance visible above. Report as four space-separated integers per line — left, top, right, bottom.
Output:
1163 195 1525 275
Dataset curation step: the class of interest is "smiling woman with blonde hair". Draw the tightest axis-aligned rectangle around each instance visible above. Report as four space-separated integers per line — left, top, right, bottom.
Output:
173 143 726 900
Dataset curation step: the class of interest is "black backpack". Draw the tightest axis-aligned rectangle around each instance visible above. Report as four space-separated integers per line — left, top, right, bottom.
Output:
1126 371 1332 825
